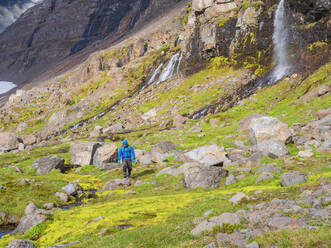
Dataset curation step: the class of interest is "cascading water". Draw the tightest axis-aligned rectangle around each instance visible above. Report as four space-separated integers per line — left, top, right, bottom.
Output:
269 0 291 83
154 52 182 86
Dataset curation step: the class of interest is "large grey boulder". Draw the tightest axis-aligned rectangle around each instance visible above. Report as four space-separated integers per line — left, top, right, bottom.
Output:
103 179 130 190
151 152 167 163
0 132 19 151
92 143 117 167
249 116 292 158
12 213 47 235
150 140 176 154
183 165 228 189
184 144 229 166
192 0 213 12
257 140 289 158
55 192 69 202
6 239 35 248
256 172 274 182
255 163 281 174
30 156 64 174
229 192 249 204
21 134 37 146
70 141 100 166
249 116 292 145
138 152 153 166
268 216 304 230
281 172 308 186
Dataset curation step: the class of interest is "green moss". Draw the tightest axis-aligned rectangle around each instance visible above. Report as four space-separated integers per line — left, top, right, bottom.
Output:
216 16 229 27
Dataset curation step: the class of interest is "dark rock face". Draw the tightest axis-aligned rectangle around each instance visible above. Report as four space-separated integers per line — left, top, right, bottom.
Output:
0 0 182 85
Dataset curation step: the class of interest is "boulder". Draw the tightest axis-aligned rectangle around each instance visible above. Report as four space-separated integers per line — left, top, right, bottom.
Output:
21 134 37 145
90 126 103 138
98 163 119 171
255 163 281 174
192 0 213 12
157 163 199 177
268 216 304 230
70 141 100 166
103 179 130 190
225 174 237 185
183 165 228 189
204 242 217 248
48 109 67 132
298 150 314 157
103 123 124 133
281 171 308 186
55 192 69 202
6 239 36 248
256 140 289 158
138 152 153 166
246 241 260 248
61 183 82 196
184 144 229 166
12 213 47 235
0 132 19 151
92 143 117 167
30 156 64 174
150 140 176 154
249 116 292 145
151 152 167 163
229 192 249 204
173 114 187 128
238 114 264 134
256 172 274 182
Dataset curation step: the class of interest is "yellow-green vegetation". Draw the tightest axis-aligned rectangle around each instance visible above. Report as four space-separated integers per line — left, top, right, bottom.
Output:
215 16 229 27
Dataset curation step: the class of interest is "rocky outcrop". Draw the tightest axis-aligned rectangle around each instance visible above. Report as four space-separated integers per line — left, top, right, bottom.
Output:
183 164 228 189
281 171 308 186
30 156 65 174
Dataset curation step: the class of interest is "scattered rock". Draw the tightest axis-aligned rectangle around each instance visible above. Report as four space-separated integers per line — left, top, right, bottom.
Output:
61 183 82 196
298 150 314 158
0 132 19 151
255 163 281 174
226 174 237 185
6 239 35 248
70 141 100 166
92 143 117 167
257 140 289 158
173 114 187 127
157 163 198 177
21 134 37 146
204 242 217 248
184 144 229 166
82 216 104 228
256 172 274 182
229 193 249 204
43 203 55 210
31 156 65 174
281 171 308 186
103 179 130 190
268 216 304 230
16 178 35 186
90 126 103 138
12 213 47 235
138 152 153 166
150 140 176 154
203 209 213 218
151 152 167 163
55 192 69 202
246 241 259 248
183 165 228 189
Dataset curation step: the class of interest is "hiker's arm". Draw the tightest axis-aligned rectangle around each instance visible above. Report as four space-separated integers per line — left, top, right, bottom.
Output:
130 146 135 163
118 147 122 164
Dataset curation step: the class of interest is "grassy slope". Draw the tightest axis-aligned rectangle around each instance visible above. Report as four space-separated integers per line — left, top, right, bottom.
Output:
0 62 330 247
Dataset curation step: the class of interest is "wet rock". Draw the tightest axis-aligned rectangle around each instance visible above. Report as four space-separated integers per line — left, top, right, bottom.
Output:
70 141 100 166
281 171 308 186
31 156 65 174
226 174 237 185
61 184 82 196
184 144 229 166
0 132 19 151
103 179 130 190
229 192 249 204
92 143 117 167
6 239 35 248
183 165 228 189
150 140 176 154
55 192 69 202
12 213 47 235
256 172 274 182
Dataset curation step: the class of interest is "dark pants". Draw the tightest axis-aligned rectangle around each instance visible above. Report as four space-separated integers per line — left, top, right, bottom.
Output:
122 159 132 178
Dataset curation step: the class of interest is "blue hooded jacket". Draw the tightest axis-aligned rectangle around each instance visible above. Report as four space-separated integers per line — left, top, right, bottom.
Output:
118 140 135 163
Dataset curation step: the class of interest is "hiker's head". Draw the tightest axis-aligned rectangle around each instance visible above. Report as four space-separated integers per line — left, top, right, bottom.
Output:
122 140 128 147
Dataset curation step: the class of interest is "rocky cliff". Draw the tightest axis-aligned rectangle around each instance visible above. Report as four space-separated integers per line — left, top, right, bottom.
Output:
0 0 183 86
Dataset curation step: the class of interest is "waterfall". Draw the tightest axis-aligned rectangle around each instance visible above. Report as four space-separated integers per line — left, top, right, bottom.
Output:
154 52 182 86
269 0 291 83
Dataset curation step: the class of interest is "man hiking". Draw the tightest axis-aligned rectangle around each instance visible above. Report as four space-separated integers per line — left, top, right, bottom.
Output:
118 140 135 179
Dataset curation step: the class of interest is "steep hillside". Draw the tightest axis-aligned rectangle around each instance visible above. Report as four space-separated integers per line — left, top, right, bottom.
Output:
0 0 330 247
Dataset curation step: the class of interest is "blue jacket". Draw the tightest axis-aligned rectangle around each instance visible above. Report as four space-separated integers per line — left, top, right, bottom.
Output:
118 140 135 163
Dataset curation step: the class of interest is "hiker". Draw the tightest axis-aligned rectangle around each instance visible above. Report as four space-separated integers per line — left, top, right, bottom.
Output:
118 140 135 178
